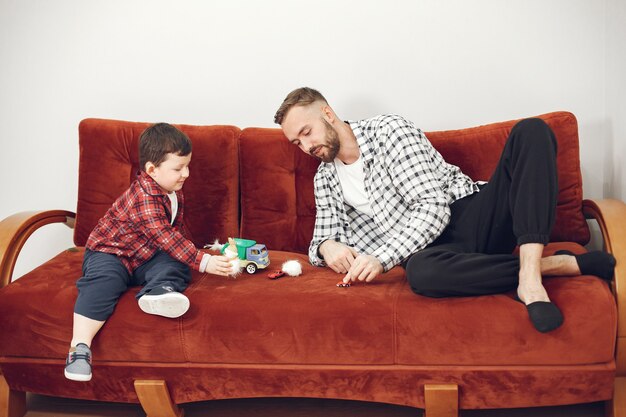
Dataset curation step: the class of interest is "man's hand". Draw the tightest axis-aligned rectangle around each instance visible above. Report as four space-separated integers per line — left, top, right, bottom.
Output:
318 240 359 273
343 254 383 284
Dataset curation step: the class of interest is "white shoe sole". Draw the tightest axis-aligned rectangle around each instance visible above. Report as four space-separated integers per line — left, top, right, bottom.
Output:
64 369 92 382
138 292 190 318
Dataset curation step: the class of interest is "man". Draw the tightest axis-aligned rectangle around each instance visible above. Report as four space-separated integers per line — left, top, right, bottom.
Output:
274 87 615 333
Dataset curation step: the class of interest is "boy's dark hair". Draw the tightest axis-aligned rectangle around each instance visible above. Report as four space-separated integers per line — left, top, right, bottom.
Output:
274 87 328 125
139 123 192 170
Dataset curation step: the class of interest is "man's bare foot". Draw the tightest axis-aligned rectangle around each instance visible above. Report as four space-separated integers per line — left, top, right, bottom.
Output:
517 243 564 332
540 253 581 276
517 264 550 305
517 283 550 305
517 281 563 332
554 250 616 280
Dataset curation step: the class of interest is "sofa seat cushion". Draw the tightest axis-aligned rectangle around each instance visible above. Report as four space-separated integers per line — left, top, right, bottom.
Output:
0 245 616 368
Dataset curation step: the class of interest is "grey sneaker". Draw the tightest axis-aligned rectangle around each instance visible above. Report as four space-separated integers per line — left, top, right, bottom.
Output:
138 286 189 318
64 343 92 381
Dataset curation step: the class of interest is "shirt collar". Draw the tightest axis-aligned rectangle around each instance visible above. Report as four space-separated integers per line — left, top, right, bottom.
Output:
138 171 167 197
346 120 375 165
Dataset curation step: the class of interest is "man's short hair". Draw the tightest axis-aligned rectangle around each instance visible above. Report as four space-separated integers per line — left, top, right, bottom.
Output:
274 87 328 125
139 123 192 170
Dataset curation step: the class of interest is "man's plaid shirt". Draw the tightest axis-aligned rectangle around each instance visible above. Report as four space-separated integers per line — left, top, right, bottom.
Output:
86 171 204 273
309 114 479 272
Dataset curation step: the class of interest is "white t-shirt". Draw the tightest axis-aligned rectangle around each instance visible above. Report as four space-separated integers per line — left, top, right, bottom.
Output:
167 191 212 272
334 155 373 217
167 192 178 225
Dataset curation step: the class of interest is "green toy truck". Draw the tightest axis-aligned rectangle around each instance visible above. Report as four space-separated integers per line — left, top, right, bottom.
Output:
221 238 270 274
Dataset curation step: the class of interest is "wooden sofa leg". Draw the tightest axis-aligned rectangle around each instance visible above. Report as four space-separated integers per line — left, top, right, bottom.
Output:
424 384 458 417
134 380 183 417
606 376 626 417
0 373 26 417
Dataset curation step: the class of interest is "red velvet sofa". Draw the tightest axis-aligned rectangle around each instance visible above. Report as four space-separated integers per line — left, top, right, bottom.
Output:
1 112 625 417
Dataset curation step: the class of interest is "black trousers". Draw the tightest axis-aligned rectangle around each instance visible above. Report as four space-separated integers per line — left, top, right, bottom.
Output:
74 249 191 321
405 118 558 297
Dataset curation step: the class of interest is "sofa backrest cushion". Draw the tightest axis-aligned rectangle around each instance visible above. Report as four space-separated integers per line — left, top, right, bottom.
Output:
239 111 589 254
239 127 320 254
75 119 240 247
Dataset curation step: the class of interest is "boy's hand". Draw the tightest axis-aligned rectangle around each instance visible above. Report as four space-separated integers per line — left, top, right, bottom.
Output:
205 255 232 276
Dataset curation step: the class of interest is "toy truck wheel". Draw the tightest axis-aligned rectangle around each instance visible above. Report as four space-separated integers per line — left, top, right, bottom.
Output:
246 263 257 274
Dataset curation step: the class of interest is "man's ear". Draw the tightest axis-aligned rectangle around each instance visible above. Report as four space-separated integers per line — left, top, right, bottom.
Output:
321 104 336 124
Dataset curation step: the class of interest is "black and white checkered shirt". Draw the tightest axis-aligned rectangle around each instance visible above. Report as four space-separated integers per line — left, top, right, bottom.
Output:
309 114 480 272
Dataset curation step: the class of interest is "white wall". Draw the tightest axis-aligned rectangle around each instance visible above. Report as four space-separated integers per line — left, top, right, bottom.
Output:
607 0 626 200
0 0 616 279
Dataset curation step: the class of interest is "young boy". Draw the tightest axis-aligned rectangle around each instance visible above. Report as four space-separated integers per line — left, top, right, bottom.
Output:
64 123 232 381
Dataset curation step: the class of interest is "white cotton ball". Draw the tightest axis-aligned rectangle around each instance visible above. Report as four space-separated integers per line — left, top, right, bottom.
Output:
206 239 224 252
224 249 241 276
229 259 242 276
282 260 302 277
225 247 238 259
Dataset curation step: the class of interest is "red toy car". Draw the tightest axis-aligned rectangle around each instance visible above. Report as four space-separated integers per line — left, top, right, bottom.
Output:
267 270 286 280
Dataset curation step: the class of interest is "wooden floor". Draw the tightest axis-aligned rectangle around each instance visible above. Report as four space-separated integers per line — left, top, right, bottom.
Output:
25 394 605 417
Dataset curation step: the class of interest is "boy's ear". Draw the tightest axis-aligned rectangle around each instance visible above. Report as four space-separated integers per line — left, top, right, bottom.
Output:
144 161 156 176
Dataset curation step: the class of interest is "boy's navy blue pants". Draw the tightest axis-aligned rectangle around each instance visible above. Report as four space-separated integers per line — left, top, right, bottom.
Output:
74 250 191 321
405 118 558 297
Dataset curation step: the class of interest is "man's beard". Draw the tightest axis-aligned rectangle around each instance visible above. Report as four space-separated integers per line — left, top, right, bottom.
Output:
314 119 340 163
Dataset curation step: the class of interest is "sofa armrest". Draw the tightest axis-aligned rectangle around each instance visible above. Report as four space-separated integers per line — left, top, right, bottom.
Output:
0 210 75 288
582 198 626 375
